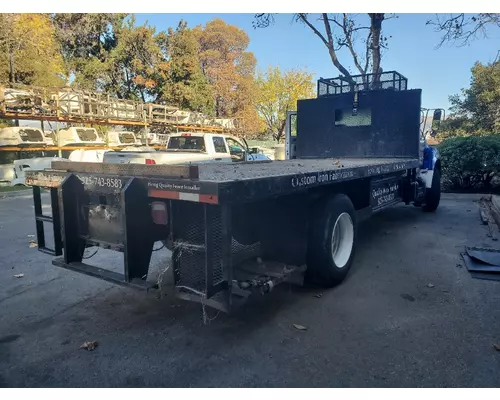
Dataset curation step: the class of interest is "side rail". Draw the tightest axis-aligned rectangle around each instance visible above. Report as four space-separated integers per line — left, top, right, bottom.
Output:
26 171 65 256
285 110 297 160
32 185 63 256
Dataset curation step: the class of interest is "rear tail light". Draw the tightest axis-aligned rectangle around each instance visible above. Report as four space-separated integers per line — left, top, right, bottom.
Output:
151 201 168 225
145 159 156 165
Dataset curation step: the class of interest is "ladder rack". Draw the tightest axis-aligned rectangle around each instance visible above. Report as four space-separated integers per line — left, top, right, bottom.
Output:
0 85 236 132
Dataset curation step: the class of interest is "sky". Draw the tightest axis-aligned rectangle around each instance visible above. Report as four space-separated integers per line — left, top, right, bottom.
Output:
134 13 500 112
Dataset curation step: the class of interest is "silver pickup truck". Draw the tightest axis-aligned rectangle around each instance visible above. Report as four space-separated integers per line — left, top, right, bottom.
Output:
103 132 270 165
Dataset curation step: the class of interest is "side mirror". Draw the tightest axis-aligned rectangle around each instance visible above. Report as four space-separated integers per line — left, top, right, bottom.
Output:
433 109 443 121
431 109 444 133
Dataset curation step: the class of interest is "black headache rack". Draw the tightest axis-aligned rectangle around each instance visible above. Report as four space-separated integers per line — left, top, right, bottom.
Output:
26 157 419 312
317 71 408 96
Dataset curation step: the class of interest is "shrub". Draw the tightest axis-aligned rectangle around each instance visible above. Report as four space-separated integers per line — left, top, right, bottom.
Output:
438 135 500 192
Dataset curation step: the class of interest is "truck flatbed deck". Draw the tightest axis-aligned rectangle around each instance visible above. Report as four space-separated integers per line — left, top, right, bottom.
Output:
194 157 417 181
27 157 419 205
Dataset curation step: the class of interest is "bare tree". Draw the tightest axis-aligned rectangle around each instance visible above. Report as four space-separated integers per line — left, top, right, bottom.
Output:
253 13 393 85
427 13 500 47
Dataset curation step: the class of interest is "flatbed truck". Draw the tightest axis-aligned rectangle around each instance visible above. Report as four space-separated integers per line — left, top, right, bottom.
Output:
25 71 441 313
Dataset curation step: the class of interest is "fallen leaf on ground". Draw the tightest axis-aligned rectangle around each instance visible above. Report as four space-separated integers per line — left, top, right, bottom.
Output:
493 344 500 351
13 274 24 278
79 341 98 351
427 283 435 288
29 240 37 248
400 293 415 302
293 324 307 331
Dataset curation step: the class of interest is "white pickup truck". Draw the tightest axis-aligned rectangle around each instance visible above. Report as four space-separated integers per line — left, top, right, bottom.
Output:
103 132 270 165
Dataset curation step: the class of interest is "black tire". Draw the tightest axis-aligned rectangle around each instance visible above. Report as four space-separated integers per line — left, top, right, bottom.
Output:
306 194 357 287
423 167 441 212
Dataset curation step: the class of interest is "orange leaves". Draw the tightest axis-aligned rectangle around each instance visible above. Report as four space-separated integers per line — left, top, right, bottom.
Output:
132 76 156 89
197 19 257 125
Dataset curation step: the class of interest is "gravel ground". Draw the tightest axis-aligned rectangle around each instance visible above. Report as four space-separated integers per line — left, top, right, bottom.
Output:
0 192 499 387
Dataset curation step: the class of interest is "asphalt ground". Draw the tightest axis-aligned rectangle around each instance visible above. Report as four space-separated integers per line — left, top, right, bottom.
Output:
0 192 499 387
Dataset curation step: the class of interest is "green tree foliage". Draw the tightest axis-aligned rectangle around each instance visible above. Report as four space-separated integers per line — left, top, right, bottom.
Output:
439 135 500 192
439 61 500 137
156 21 214 114
437 116 476 139
255 66 315 142
105 16 166 101
0 13 65 86
52 13 127 90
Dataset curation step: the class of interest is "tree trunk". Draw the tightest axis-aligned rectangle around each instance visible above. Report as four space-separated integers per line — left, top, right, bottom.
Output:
276 118 287 143
327 46 354 82
215 97 223 118
9 51 19 126
369 14 384 86
9 51 15 84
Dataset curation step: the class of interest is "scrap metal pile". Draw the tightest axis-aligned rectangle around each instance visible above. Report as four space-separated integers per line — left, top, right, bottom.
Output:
461 195 500 281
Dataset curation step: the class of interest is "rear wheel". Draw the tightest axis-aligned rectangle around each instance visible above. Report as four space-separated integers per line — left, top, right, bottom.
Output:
307 194 357 287
423 167 441 212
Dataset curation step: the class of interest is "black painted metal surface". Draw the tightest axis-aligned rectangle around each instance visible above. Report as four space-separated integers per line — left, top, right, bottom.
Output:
26 158 419 205
295 89 421 159
32 186 62 256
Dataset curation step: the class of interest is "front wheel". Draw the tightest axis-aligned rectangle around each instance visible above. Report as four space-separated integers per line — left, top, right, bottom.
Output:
307 194 357 287
423 167 441 212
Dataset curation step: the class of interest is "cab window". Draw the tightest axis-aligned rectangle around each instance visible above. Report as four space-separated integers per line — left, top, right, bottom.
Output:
226 137 246 162
212 136 227 153
226 138 245 154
